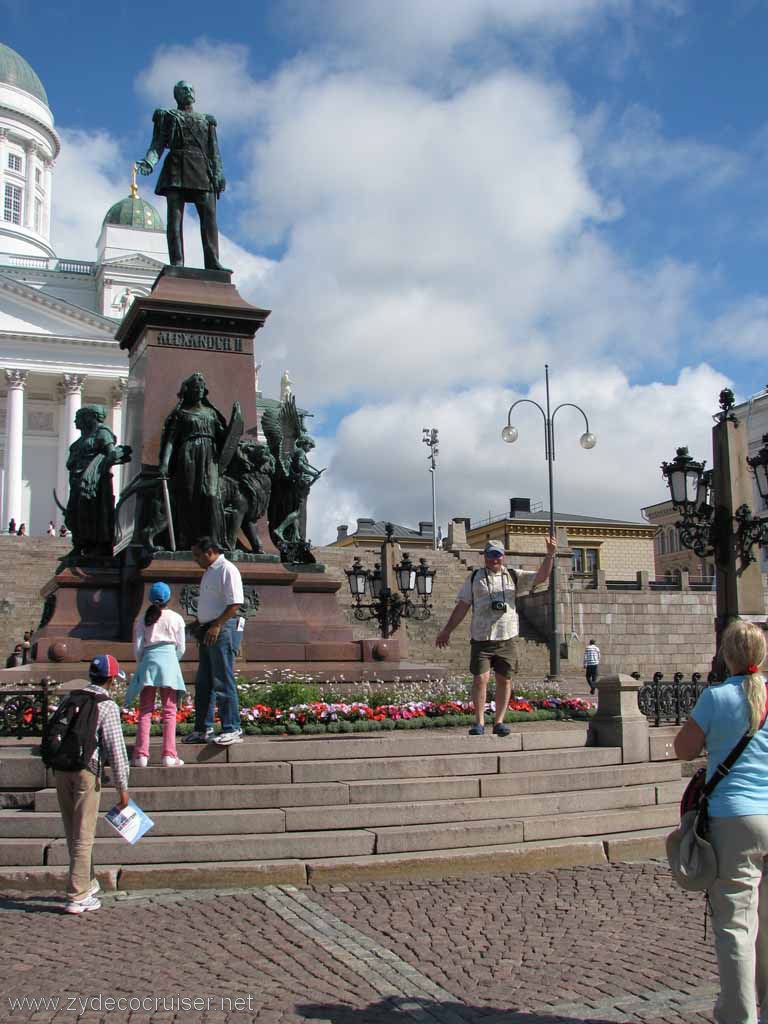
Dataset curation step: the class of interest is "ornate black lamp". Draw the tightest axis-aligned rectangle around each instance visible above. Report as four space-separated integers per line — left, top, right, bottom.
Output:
661 392 768 570
660 447 716 559
345 525 436 637
747 433 768 504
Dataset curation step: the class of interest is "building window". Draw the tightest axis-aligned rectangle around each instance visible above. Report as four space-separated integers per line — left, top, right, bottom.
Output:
571 547 599 575
7 153 22 173
34 198 42 233
35 167 41 186
3 184 22 224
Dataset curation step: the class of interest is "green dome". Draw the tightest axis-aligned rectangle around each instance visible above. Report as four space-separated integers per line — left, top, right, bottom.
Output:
103 195 164 232
0 44 48 105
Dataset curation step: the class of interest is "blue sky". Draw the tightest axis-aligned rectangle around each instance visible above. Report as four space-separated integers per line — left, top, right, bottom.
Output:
4 1 768 542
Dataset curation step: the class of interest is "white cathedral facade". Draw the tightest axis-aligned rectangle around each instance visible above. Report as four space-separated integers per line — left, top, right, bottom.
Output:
0 42 166 534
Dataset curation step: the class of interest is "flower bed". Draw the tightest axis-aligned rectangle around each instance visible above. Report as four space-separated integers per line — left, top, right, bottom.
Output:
119 693 594 736
1 676 594 738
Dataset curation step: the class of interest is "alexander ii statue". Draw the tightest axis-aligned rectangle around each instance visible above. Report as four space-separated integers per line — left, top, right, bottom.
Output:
137 80 226 271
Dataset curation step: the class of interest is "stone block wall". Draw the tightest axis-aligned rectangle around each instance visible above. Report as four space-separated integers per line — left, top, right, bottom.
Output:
0 536 68 663
519 583 718 678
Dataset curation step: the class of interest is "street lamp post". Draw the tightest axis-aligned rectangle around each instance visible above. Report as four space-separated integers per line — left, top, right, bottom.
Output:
422 428 439 550
501 365 596 678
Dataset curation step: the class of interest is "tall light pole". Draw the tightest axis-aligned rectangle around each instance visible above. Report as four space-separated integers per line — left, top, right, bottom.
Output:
422 427 439 550
501 365 596 678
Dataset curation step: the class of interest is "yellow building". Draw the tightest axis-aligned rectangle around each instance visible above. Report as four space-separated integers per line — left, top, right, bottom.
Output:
641 498 715 581
464 498 656 581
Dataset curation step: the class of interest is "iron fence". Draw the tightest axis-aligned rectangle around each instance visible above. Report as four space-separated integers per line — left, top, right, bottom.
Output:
636 671 710 726
0 678 54 737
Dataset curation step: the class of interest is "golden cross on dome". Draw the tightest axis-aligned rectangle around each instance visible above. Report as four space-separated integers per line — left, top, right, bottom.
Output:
130 163 138 199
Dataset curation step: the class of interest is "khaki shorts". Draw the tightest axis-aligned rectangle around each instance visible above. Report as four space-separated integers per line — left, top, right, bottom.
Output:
469 638 518 677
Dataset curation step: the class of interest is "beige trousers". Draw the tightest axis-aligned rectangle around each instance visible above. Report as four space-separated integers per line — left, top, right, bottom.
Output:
55 769 101 901
708 815 768 1024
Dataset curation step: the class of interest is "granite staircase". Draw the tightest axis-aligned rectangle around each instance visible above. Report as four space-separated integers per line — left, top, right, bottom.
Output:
0 723 683 891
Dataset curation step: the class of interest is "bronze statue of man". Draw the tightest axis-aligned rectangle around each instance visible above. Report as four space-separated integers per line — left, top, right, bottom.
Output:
137 81 226 271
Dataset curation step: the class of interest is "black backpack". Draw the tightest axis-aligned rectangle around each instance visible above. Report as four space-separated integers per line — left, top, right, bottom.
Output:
41 690 109 771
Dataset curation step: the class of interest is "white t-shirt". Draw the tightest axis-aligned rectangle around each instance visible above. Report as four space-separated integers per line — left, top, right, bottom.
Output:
197 554 244 623
133 607 187 659
457 566 536 641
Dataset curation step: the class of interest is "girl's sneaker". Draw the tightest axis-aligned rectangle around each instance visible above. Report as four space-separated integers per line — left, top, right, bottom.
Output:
161 755 184 767
131 755 148 768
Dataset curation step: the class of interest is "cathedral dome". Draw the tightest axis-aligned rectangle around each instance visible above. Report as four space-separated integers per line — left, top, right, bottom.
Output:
0 43 48 106
103 192 164 232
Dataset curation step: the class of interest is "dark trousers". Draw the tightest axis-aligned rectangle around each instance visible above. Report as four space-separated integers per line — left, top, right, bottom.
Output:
586 664 598 688
165 189 222 270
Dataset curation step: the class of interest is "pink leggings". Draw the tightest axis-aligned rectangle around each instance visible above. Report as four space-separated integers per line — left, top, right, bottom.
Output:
134 687 179 760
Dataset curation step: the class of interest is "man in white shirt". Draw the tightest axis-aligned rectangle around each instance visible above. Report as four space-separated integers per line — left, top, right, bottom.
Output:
436 537 556 736
183 536 245 746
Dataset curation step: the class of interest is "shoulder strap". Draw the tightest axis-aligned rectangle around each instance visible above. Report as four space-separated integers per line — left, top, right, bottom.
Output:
470 569 479 608
702 683 768 798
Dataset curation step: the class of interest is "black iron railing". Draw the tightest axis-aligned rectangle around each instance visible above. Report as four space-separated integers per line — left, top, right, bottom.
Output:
636 671 709 726
0 678 54 737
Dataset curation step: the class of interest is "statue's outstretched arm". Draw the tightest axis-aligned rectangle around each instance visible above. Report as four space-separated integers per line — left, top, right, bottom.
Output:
137 109 167 176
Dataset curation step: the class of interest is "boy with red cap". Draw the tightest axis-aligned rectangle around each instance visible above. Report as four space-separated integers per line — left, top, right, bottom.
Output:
54 654 130 914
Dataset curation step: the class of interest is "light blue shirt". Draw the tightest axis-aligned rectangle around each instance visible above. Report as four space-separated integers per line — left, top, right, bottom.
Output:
690 677 768 817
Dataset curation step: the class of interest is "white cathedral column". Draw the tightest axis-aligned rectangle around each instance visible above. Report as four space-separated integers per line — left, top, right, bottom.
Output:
23 141 35 227
3 369 28 527
55 374 86 510
109 378 128 494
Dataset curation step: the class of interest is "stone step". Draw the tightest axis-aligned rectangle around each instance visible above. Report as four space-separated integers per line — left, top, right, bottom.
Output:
372 818 525 854
292 751 500 783
34 781 351 814
225 727 591 763
46 829 376 865
522 802 678 842
0 824 678 891
285 782 659 831
480 760 681 798
113 762 291 788
0 807 286 838
0 837 47 866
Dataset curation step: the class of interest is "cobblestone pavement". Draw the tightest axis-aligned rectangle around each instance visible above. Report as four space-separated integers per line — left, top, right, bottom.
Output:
0 861 720 1024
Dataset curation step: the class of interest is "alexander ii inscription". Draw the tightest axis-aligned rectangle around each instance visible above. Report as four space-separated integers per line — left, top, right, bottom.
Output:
157 330 244 352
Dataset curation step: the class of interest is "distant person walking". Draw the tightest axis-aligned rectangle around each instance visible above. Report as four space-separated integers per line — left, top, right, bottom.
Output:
7 519 15 534
184 537 244 746
436 537 556 736
47 520 56 536
674 619 768 1024
584 640 600 694
125 582 186 768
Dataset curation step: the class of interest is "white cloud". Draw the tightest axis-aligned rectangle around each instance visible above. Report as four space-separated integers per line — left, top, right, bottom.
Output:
598 104 744 192
308 362 732 543
51 129 132 260
286 0 678 72
704 295 768 360
134 40 266 130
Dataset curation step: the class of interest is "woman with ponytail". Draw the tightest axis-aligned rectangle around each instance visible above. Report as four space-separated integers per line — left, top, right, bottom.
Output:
674 619 768 1024
125 582 186 768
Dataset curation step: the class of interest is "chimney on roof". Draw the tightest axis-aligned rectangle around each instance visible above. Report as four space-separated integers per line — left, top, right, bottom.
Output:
509 498 531 517
336 525 348 542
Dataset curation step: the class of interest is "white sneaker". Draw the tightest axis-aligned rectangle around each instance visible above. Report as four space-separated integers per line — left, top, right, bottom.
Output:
182 729 215 744
85 879 100 899
131 755 148 768
213 729 243 746
161 755 184 767
64 895 101 914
